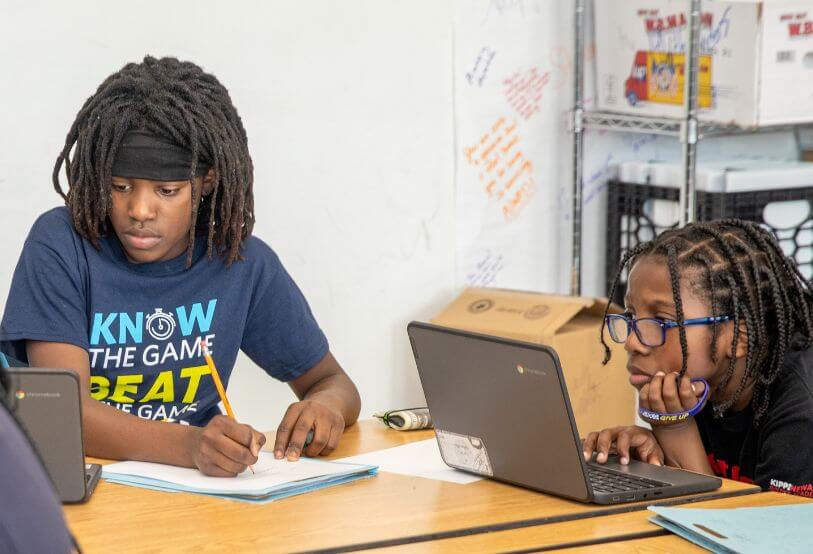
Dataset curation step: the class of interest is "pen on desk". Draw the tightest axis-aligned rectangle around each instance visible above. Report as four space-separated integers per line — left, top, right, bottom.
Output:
199 338 255 474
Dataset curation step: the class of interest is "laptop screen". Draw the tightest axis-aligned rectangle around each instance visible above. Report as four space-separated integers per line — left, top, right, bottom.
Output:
7 369 88 502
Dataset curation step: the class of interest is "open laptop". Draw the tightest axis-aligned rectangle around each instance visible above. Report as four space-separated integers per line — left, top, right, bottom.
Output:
5 367 101 503
407 322 721 504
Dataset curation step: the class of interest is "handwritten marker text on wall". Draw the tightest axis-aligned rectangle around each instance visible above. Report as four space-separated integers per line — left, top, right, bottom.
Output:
464 116 537 222
466 47 497 88
503 67 550 120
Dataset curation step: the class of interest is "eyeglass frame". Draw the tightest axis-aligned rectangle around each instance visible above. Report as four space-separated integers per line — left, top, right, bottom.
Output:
604 314 731 347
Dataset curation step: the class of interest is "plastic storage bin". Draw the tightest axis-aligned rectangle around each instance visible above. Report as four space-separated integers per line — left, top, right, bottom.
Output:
605 180 813 304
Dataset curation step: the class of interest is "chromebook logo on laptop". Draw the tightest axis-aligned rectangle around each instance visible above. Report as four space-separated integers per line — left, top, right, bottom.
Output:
14 390 60 400
516 364 546 377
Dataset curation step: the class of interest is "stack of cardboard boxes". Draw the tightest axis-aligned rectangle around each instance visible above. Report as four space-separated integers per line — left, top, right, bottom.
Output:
595 0 813 126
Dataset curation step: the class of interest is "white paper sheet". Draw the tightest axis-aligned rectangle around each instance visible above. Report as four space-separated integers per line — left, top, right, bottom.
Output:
103 452 371 494
454 2 674 296
454 1 567 292
336 439 484 485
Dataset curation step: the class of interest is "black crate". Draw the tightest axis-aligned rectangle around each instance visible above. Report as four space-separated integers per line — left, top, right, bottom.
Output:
605 180 813 305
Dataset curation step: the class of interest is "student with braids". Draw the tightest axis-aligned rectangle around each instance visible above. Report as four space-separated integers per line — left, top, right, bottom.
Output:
0 56 361 476
582 219 813 497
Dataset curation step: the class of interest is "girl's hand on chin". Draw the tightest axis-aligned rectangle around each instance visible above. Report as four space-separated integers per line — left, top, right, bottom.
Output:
640 371 708 427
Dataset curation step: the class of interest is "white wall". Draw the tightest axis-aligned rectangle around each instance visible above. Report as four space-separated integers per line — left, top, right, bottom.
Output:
1 0 799 433
0 0 455 431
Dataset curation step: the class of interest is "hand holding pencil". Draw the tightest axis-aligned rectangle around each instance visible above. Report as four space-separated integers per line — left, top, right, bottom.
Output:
184 338 266 477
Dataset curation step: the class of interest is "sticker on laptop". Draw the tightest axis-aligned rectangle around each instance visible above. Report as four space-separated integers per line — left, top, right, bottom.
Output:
436 430 493 476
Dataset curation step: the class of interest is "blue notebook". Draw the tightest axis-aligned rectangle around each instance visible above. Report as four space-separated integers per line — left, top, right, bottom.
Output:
650 503 813 554
103 453 377 504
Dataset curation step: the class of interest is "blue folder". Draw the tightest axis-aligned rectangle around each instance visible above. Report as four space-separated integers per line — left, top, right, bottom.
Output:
649 503 813 554
103 460 378 504
104 469 377 504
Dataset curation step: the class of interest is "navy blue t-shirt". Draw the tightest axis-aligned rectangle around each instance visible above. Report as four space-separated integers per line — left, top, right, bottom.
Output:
0 207 329 426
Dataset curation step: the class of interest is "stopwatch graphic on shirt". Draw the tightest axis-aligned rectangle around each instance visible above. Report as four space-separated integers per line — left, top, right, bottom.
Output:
146 308 176 341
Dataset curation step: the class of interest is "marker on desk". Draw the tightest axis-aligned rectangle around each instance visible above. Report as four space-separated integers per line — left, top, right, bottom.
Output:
199 338 255 474
279 430 314 460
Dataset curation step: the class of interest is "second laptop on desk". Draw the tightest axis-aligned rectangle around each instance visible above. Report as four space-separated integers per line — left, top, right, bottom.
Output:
407 322 721 505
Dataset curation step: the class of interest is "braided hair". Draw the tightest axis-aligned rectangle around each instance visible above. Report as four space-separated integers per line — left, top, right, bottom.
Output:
52 56 254 266
601 219 813 423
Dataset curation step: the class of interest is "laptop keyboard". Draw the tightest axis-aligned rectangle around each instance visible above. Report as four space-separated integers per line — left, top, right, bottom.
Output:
587 465 668 494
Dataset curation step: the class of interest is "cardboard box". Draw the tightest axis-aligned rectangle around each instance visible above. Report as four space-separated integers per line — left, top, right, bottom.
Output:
431 288 635 436
595 0 813 126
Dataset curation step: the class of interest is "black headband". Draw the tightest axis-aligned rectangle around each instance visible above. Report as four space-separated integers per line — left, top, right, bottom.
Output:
111 130 209 181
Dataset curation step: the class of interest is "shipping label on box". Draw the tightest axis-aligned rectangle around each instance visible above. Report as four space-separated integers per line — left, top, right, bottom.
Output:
595 0 813 126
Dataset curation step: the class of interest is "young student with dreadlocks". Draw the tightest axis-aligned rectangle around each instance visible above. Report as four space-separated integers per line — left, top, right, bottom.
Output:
582 219 813 497
0 56 361 476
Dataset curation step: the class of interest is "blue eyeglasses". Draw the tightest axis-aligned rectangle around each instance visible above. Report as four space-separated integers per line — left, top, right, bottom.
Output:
605 314 731 347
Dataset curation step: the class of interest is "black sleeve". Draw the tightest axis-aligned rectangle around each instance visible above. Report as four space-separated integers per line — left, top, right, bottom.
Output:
753 365 813 498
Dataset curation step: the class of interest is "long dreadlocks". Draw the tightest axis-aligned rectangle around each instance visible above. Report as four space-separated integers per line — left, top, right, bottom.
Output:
52 55 254 266
601 219 813 423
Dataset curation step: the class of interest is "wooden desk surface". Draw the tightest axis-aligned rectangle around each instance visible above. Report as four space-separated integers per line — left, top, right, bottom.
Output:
65 420 759 554
373 491 811 553
568 536 708 553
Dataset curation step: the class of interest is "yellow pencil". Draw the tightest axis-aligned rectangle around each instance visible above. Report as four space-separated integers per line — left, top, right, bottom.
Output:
199 338 255 474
